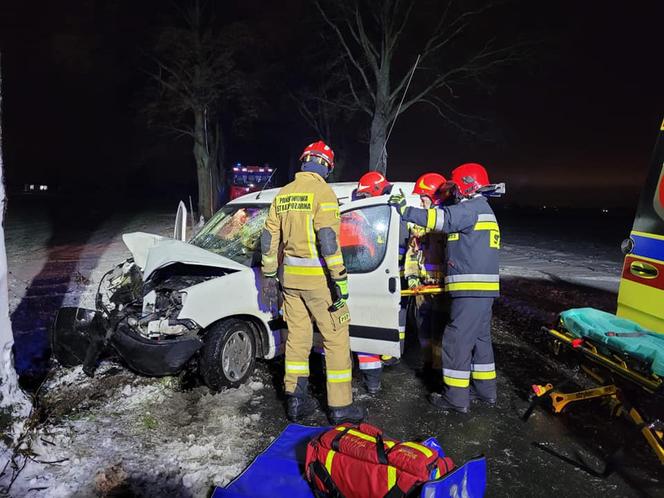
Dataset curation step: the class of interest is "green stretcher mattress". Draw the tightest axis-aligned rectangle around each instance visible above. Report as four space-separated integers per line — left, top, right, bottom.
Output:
559 308 664 377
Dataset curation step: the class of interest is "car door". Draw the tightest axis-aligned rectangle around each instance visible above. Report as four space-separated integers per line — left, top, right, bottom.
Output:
617 118 664 333
338 198 402 357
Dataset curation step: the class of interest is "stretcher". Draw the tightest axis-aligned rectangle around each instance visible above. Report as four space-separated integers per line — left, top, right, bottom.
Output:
525 308 664 465
212 424 487 497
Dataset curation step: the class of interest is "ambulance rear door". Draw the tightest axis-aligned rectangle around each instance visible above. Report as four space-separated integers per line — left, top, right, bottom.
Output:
617 117 664 333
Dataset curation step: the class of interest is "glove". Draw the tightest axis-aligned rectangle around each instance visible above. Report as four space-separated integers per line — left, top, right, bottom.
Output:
407 276 420 289
331 278 349 310
388 192 407 215
261 275 280 312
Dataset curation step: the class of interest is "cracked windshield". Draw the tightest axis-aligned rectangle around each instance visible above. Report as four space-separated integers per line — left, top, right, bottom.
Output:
190 205 268 267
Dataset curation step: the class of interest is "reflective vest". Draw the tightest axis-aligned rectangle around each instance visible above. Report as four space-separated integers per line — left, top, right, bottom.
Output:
262 172 346 290
404 226 446 285
402 196 500 297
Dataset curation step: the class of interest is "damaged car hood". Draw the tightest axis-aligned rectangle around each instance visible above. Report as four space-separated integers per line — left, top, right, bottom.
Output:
122 232 249 277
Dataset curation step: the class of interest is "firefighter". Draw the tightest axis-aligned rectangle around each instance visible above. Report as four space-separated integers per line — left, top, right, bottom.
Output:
261 141 365 424
354 171 392 199
350 171 395 393
404 173 449 373
389 163 499 413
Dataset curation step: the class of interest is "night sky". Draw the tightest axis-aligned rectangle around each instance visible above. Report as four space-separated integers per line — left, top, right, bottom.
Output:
1 0 662 208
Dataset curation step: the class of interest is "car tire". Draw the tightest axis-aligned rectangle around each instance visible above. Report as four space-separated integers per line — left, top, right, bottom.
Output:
199 319 256 390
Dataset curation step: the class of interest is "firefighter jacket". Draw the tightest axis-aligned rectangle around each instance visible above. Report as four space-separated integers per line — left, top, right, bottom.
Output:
261 172 346 290
404 226 446 285
401 195 500 297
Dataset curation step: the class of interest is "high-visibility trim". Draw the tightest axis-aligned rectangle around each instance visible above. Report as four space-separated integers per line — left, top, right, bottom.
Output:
285 361 309 374
358 361 382 370
284 266 326 276
471 362 496 372
387 465 397 489
443 368 470 379
334 426 396 448
402 441 433 458
448 233 459 241
325 449 335 474
327 369 352 383
399 332 406 340
306 215 317 258
434 211 445 231
472 370 497 380
474 221 499 231
443 376 470 388
324 255 344 267
445 274 499 283
445 282 500 292
320 202 339 212
426 209 437 231
477 214 497 223
283 255 324 266
434 468 441 479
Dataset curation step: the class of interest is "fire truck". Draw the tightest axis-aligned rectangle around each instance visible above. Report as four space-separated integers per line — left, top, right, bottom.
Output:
229 164 274 200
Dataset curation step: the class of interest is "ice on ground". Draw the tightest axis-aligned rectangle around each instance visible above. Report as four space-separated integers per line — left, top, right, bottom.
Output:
2 365 266 497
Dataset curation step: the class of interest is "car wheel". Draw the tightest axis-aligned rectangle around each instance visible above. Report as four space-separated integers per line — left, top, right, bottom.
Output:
200 319 256 390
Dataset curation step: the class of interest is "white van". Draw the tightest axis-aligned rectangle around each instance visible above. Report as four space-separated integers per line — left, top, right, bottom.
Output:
52 182 418 389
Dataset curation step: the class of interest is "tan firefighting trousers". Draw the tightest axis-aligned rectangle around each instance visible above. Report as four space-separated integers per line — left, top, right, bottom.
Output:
282 286 352 408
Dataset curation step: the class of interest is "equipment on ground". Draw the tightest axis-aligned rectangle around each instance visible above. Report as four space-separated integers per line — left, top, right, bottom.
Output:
212 424 487 498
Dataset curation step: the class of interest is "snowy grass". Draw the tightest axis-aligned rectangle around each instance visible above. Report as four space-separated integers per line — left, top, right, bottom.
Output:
4 364 266 497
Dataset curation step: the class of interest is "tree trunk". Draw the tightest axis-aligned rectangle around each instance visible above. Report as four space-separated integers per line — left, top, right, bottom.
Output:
368 111 388 174
193 108 213 219
0 53 31 438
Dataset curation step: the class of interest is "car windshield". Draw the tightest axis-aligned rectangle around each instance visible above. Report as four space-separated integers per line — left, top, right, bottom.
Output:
190 204 269 267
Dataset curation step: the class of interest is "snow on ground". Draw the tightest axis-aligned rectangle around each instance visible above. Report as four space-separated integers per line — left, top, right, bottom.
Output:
2 202 640 496
6 364 266 497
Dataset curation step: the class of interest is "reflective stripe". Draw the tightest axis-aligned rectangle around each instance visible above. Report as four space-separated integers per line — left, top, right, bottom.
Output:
283 256 324 267
285 361 309 374
445 282 499 292
327 369 352 383
334 427 396 448
284 266 326 276
474 221 499 231
324 255 344 267
358 361 382 370
434 468 441 479
320 202 339 212
477 214 497 223
444 376 470 388
471 362 496 372
402 441 433 458
443 368 470 379
399 332 405 340
426 209 437 231
387 466 397 489
306 214 317 257
472 370 497 380
434 211 445 231
445 274 499 283
325 449 335 474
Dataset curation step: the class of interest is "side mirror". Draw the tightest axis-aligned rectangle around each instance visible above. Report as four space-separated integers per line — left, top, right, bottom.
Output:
174 201 187 241
620 238 634 255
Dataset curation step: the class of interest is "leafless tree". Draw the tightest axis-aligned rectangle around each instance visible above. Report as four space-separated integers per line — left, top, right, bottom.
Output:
144 1 258 218
315 0 522 174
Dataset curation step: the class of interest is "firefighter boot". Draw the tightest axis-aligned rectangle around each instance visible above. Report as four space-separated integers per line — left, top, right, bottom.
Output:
428 393 469 414
469 386 496 405
286 377 319 421
328 403 366 425
362 368 382 395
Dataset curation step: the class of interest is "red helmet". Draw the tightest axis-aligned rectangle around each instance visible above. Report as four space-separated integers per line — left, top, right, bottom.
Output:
450 163 490 197
300 140 335 170
357 171 390 197
413 172 447 203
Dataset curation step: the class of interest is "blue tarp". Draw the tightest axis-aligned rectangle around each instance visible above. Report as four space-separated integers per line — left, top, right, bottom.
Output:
560 307 664 376
213 424 487 498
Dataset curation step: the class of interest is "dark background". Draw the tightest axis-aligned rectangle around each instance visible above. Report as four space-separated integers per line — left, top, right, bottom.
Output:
1 0 662 209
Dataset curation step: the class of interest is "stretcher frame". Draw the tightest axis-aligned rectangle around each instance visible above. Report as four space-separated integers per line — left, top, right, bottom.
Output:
527 326 664 465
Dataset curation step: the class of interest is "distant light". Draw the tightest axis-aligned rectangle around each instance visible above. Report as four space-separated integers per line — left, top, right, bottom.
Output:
236 162 241 167
374 222 387 232
233 167 239 172
542 205 547 209
249 183 255 188
30 184 35 190
259 168 264 172
602 208 609 213
242 168 247 172
268 168 273 172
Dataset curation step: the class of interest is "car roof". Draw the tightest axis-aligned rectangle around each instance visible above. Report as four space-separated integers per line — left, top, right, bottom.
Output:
227 181 416 206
